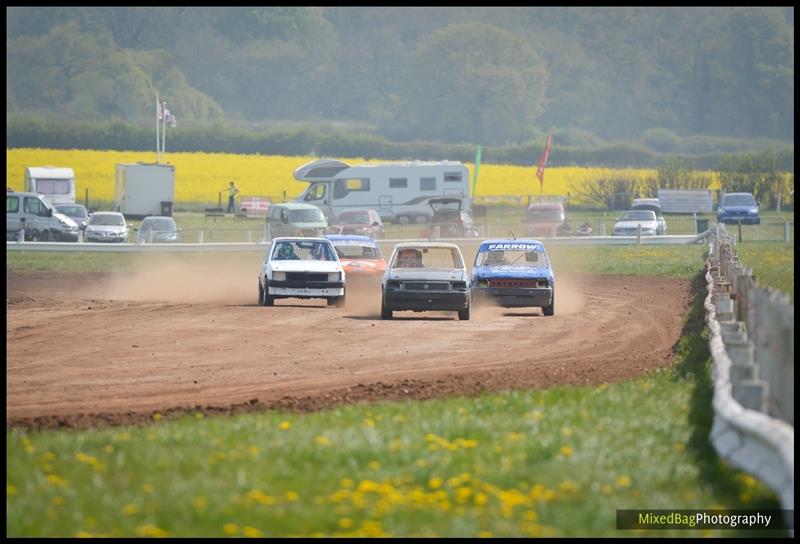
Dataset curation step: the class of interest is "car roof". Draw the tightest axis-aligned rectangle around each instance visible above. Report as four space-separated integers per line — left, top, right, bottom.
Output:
393 241 460 250
274 202 323 210
271 236 330 243
325 234 377 243
91 211 124 216
141 216 175 221
478 239 545 247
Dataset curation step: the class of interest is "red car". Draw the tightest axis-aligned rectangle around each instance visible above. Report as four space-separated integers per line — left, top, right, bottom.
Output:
523 202 565 237
324 234 387 283
329 209 384 239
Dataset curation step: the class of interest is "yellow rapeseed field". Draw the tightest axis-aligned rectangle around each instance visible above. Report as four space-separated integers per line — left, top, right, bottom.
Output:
6 148 717 204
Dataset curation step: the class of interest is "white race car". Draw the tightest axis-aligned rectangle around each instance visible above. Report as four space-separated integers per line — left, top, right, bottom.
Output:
258 237 346 307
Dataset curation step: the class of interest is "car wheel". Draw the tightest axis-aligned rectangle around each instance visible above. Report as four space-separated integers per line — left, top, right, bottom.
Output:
38 229 50 242
380 301 392 320
259 280 274 306
329 293 346 308
396 215 410 225
458 305 470 321
543 293 555 316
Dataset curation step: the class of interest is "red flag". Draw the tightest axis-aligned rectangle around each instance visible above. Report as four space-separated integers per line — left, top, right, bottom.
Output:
535 134 552 192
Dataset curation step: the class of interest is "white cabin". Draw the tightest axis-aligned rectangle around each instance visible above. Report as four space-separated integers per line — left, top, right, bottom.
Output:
24 166 75 205
114 163 175 217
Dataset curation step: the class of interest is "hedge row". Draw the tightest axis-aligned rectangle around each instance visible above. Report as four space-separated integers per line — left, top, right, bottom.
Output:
7 118 794 171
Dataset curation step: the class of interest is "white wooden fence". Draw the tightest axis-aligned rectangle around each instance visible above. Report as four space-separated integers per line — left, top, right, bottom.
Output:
705 223 794 514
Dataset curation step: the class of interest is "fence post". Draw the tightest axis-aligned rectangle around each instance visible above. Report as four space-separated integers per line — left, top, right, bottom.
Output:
198 229 203 244
636 223 642 244
693 212 698 235
785 221 790 243
248 230 252 243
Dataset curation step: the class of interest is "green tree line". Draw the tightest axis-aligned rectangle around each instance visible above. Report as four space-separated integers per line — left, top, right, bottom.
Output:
6 7 794 148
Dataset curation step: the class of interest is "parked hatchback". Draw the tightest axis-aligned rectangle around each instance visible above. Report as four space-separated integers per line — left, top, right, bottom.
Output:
54 203 89 231
266 202 328 239
136 216 180 243
330 208 384 238
85 211 130 243
717 192 760 225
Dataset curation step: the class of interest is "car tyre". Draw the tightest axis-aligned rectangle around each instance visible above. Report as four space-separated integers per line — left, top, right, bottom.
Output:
259 281 274 306
543 293 555 316
380 301 392 320
38 229 50 242
329 292 346 308
458 305 470 321
396 215 410 225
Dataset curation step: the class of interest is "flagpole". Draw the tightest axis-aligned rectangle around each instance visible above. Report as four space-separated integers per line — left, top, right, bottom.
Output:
156 92 161 163
162 101 167 158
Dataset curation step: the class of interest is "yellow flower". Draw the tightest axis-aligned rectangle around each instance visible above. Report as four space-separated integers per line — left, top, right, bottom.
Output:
286 491 300 502
616 475 631 488
47 474 69 488
559 480 577 493
192 496 208 511
506 432 522 442
153 413 162 421
338 518 353 529
223 523 239 536
51 496 65 506
7 484 17 496
478 531 493 537
340 479 354 489
135 525 168 538
428 477 442 490
194 412 204 420
601 484 613 496
122 504 140 516
278 421 291 430
315 436 331 446
474 492 488 506
368 461 381 470
242 526 263 538
142 484 155 494
561 427 574 437
674 442 686 452
559 446 574 457
415 459 428 468
364 418 376 428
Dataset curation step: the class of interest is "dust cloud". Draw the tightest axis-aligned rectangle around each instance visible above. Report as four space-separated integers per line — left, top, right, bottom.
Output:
81 254 261 305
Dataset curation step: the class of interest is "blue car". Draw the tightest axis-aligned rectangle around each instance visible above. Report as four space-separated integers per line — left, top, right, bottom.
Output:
471 239 555 315
717 192 760 225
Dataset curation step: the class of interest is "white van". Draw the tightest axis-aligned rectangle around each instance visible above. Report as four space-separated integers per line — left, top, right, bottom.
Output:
24 167 76 205
6 190 79 242
293 159 471 224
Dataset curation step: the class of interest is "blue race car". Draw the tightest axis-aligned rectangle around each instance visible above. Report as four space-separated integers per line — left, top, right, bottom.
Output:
471 239 555 315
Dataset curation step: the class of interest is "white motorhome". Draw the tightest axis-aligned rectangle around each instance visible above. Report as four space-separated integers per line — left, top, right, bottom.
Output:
24 166 76 205
114 163 176 218
293 159 471 224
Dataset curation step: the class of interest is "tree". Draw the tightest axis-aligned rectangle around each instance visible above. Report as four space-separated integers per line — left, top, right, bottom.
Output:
389 22 548 144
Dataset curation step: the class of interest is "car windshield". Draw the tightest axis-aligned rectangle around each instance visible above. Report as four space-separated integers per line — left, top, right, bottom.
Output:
476 248 549 269
526 209 563 221
142 218 176 230
272 240 336 261
331 241 383 259
336 212 370 225
89 214 124 226
289 209 325 223
391 246 463 269
55 205 86 218
619 211 656 221
722 194 756 207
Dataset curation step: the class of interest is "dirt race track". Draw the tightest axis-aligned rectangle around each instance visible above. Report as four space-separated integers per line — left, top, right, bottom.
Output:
7 259 691 430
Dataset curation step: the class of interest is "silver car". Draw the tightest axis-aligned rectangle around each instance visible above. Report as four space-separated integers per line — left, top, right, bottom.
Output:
84 211 130 243
381 242 471 320
136 216 180 243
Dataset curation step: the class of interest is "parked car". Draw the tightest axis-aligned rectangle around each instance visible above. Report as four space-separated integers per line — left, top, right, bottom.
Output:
6 190 79 242
611 210 659 237
423 197 478 238
471 239 555 315
54 203 89 231
717 192 760 225
325 234 387 284
523 201 565 237
329 208 384 238
84 211 130 243
630 199 667 235
380 242 471 320
266 202 328 239
258 237 345 307
136 216 181 243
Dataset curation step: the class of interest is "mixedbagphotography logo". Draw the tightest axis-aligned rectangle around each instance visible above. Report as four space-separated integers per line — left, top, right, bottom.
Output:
617 510 794 530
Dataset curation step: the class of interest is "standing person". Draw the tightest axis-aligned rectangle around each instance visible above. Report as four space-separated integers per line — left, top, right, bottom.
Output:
226 181 239 213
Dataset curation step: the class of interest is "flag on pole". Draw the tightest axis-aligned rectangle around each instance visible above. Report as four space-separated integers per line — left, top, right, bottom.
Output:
157 96 164 120
472 144 482 195
535 134 552 194
164 107 177 128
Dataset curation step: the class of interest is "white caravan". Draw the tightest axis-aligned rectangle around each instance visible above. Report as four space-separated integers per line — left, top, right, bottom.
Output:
293 159 471 224
114 163 176 218
24 167 76 205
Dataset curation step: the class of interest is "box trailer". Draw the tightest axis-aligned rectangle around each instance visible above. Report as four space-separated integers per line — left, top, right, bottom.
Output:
24 166 76 205
293 159 471 224
114 163 175 218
